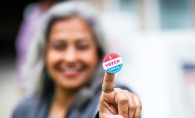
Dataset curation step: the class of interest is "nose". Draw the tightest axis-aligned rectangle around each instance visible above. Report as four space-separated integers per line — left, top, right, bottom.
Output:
63 46 78 63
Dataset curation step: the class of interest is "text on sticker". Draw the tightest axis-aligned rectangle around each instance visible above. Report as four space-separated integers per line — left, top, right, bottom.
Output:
105 60 120 67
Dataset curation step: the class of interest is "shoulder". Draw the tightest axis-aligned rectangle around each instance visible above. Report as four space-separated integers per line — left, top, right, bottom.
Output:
12 96 39 118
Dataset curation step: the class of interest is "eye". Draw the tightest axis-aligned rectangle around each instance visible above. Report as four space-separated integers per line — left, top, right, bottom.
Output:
76 44 89 50
53 43 66 51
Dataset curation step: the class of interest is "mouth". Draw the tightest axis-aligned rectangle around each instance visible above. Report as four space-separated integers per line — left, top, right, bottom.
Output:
59 68 84 79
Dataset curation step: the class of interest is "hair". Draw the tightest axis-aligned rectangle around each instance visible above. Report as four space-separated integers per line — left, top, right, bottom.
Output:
23 1 108 97
45 15 104 61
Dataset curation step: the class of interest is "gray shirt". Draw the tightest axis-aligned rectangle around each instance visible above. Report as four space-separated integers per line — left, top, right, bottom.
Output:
12 84 131 118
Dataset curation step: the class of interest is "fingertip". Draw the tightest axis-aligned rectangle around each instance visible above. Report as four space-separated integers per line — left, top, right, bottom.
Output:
104 72 115 80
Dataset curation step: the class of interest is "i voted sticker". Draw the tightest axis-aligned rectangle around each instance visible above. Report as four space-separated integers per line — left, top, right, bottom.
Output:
102 53 123 74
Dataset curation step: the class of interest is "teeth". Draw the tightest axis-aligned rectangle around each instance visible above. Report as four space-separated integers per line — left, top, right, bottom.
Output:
63 69 78 72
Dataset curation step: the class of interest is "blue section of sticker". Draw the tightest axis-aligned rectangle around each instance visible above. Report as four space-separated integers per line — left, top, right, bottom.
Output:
106 64 123 74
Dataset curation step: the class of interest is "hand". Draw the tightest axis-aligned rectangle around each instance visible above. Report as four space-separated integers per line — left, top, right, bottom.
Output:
99 72 142 118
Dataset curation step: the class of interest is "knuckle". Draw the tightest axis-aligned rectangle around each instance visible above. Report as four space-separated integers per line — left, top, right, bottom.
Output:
121 110 128 115
134 113 140 118
119 98 129 104
137 104 142 110
130 104 136 110
115 88 119 90
119 110 128 117
129 92 134 96
121 112 128 117
115 88 122 91
114 88 121 94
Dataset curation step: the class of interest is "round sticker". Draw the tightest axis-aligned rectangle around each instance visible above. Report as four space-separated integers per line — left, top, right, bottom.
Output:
102 53 123 74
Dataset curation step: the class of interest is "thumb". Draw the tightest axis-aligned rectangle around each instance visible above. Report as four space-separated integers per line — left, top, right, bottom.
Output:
113 115 124 118
103 114 124 118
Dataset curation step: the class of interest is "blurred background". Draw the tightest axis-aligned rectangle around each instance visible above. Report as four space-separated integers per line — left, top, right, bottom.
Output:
0 0 195 118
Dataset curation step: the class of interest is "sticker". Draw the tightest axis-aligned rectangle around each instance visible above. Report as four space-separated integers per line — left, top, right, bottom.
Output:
102 53 123 74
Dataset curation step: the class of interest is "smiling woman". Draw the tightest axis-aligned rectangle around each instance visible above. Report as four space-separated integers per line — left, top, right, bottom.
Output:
46 16 99 90
12 1 142 118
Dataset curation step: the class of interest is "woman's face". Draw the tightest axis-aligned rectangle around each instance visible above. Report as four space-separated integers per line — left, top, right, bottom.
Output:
46 16 98 89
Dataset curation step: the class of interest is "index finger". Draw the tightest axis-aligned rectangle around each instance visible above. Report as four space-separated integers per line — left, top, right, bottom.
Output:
103 72 115 91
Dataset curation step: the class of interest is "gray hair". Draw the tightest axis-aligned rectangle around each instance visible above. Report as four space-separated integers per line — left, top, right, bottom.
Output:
23 1 108 96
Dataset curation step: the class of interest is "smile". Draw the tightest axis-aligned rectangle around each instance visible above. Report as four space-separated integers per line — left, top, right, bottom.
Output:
59 68 83 78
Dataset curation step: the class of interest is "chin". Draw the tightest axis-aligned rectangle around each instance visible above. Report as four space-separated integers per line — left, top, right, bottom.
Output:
59 78 87 90
61 84 83 90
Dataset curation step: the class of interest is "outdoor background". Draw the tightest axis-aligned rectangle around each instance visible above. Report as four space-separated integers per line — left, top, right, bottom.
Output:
0 0 195 118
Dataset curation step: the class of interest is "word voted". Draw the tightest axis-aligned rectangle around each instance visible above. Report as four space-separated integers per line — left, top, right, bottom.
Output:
105 59 120 67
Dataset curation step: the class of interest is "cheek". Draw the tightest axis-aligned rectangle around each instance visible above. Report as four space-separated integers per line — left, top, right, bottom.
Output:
80 48 98 68
46 50 60 72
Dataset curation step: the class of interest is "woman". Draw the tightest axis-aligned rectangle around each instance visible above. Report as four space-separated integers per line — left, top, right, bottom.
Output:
13 1 142 118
